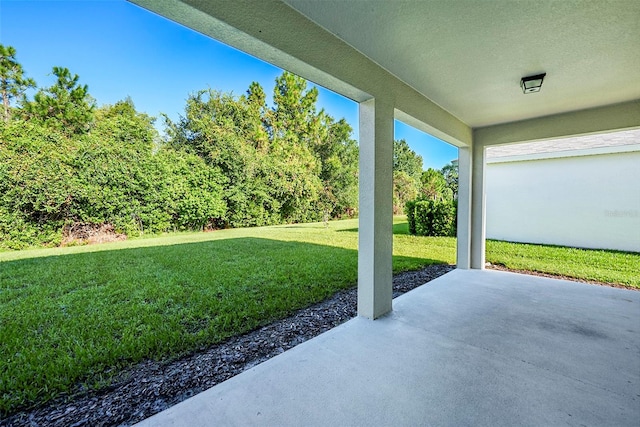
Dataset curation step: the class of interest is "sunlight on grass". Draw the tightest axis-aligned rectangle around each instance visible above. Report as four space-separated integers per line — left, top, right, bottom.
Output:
0 217 454 414
3 217 637 415
486 240 640 288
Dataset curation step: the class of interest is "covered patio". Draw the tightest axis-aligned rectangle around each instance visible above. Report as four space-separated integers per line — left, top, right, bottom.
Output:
128 0 640 424
137 269 640 426
130 0 640 319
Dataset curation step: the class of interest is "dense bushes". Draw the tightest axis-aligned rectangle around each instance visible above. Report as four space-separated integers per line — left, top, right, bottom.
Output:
403 162 458 238
0 121 78 247
0 45 360 249
405 200 417 235
405 199 457 237
165 74 359 228
4 43 465 250
0 107 228 249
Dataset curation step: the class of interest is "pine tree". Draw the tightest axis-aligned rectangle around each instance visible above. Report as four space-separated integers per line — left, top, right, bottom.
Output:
0 44 36 122
21 66 94 135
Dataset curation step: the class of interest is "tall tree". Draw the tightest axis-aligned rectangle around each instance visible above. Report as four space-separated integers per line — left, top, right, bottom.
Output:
21 66 94 135
393 170 418 214
393 139 423 183
246 81 269 151
393 139 422 213
165 88 276 227
269 71 319 148
441 160 459 199
311 112 358 220
420 168 452 201
267 72 323 223
0 44 36 122
166 72 358 226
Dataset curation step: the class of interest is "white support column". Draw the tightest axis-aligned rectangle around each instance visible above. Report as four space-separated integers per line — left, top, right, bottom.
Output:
358 98 394 319
470 141 486 269
456 146 472 269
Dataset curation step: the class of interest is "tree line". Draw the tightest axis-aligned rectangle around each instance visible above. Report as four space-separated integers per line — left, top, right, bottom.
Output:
0 44 360 249
0 44 456 249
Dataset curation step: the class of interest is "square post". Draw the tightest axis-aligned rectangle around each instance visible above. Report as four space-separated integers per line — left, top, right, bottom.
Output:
456 146 472 269
470 141 486 269
358 98 394 319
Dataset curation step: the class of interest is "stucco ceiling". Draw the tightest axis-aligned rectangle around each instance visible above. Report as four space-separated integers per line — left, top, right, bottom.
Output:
283 0 640 128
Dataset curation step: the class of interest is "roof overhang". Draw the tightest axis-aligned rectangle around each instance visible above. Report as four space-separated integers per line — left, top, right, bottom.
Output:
129 0 640 147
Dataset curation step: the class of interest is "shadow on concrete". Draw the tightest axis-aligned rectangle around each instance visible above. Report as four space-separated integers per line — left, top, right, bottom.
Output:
136 269 640 427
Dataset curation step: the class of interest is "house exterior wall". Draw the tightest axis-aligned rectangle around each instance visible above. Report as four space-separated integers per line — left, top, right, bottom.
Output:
485 146 640 253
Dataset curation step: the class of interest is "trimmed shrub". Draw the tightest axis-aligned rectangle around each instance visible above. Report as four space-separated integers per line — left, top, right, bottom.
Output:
406 199 456 237
405 200 417 235
429 200 457 236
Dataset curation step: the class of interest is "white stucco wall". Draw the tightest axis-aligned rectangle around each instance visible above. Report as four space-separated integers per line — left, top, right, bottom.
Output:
485 145 640 253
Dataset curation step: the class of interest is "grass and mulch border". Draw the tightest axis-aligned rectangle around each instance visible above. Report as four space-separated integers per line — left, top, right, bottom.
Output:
1 264 455 427
0 218 455 418
1 218 638 423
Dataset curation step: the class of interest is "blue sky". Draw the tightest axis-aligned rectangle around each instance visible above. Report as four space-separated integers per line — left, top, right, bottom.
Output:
1 0 457 170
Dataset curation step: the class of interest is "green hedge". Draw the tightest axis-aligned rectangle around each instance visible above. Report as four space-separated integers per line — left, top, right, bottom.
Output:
405 200 417 235
405 199 456 237
0 117 228 249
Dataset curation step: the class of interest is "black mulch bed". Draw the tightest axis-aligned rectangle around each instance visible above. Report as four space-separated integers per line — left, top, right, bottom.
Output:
2 264 455 427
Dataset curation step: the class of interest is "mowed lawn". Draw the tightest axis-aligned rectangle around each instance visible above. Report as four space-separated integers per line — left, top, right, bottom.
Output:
1 217 638 415
486 239 639 287
0 218 454 414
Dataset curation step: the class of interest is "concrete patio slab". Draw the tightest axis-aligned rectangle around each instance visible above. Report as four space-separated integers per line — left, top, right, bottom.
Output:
135 269 640 426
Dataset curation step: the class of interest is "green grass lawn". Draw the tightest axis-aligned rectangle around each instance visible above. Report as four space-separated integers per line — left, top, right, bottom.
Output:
2 218 638 415
0 217 455 415
486 239 640 287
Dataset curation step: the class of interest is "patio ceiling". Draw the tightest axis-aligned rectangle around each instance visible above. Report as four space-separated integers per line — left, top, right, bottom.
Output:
284 0 640 128
132 0 640 145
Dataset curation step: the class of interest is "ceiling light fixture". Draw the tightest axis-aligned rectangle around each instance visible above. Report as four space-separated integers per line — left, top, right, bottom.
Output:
520 73 546 94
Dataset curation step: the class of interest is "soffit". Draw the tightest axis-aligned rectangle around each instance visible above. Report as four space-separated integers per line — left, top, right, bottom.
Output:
284 0 640 128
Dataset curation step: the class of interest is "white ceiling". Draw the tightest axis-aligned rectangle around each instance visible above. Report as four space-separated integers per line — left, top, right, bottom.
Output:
284 0 640 128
